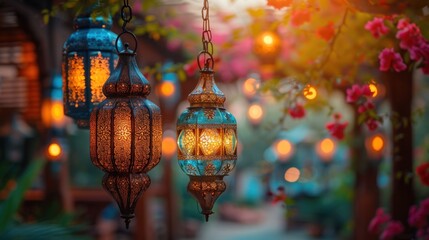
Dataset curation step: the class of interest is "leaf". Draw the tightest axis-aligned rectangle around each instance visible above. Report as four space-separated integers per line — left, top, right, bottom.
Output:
0 160 45 233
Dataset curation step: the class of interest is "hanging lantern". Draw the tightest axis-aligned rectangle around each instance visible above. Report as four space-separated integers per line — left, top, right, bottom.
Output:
89 2 162 229
62 9 121 128
176 0 238 222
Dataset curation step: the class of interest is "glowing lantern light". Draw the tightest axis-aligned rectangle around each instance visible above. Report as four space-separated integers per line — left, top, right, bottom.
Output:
162 135 177 159
368 83 378 98
45 139 65 162
160 81 175 97
242 77 260 98
315 138 336 162
366 134 386 159
247 103 264 125
254 31 281 64
273 139 294 161
284 167 300 182
89 3 162 229
303 85 317 100
176 0 238 222
62 9 121 128
42 74 65 128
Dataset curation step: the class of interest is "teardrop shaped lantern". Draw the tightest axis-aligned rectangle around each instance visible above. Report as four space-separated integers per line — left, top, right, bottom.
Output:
176 0 238 221
63 9 121 128
89 2 162 228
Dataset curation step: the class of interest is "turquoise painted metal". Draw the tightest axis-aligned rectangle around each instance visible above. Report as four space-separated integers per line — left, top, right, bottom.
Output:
62 12 121 128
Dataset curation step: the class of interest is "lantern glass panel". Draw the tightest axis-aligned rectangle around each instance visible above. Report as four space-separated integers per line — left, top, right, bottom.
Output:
199 128 222 156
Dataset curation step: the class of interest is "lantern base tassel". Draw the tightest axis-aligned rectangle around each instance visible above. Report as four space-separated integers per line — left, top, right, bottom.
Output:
187 176 226 222
103 173 151 229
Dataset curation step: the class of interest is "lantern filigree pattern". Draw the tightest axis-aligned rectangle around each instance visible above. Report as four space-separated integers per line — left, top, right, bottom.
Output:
90 47 162 228
63 13 121 128
177 70 237 221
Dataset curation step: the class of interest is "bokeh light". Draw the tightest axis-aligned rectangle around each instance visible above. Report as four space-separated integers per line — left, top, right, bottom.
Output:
369 83 378 98
247 103 264 125
162 135 177 159
365 134 386 159
47 142 62 160
274 139 294 161
243 77 260 98
160 81 175 98
284 167 300 182
303 85 317 100
316 138 336 162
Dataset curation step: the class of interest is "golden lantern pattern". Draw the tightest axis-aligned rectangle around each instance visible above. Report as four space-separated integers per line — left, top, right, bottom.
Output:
63 12 120 128
177 70 238 221
90 44 162 228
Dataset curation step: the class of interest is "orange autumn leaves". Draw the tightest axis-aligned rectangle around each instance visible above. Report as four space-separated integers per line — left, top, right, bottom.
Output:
266 1 336 42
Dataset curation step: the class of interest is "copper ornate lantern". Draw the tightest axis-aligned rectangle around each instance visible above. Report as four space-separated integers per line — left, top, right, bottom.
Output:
89 1 162 228
62 8 121 128
176 0 238 221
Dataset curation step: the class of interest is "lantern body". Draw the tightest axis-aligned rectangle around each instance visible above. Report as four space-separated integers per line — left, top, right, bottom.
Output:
177 70 237 220
90 50 162 227
63 14 121 128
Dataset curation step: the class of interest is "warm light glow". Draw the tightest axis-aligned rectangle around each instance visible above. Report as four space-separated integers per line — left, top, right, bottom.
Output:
284 167 300 182
90 52 110 103
178 129 197 155
42 100 65 127
274 139 294 161
369 83 378 98
162 136 177 158
247 103 264 123
224 129 237 155
263 35 274 45
160 81 175 97
371 135 384 152
243 78 259 97
199 129 222 156
303 85 317 100
320 138 335 154
365 134 386 159
316 138 336 162
48 143 62 159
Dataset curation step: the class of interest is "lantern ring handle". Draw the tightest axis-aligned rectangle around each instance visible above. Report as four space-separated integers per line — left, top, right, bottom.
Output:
115 31 138 54
197 51 214 70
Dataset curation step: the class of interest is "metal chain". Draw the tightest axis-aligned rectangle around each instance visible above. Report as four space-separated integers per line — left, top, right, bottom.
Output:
121 0 132 31
115 0 138 54
199 0 214 70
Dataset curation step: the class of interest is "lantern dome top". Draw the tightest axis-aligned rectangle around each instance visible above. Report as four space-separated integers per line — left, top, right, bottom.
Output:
74 15 113 29
188 70 225 108
102 47 151 98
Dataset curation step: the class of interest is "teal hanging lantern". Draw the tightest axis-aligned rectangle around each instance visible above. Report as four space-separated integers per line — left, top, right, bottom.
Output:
62 10 121 128
176 0 238 221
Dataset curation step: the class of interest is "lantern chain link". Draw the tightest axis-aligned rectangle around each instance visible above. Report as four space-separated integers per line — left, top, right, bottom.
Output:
116 0 138 53
198 0 214 70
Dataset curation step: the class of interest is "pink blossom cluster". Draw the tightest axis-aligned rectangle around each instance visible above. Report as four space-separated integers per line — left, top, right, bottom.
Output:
396 19 429 74
369 17 429 74
409 198 429 238
369 208 404 240
325 113 348 140
346 84 379 131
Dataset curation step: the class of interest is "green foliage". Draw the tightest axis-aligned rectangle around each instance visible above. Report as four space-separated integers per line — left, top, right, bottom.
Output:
0 160 45 233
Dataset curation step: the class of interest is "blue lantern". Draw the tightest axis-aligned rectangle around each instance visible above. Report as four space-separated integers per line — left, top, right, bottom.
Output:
62 12 121 128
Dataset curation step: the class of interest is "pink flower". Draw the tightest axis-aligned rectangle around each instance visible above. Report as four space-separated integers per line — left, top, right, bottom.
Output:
366 119 379 131
397 18 409 30
288 104 306 119
365 17 389 38
369 208 391 233
380 221 404 240
326 114 348 140
396 22 422 50
409 205 427 228
378 48 407 72
346 85 373 103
